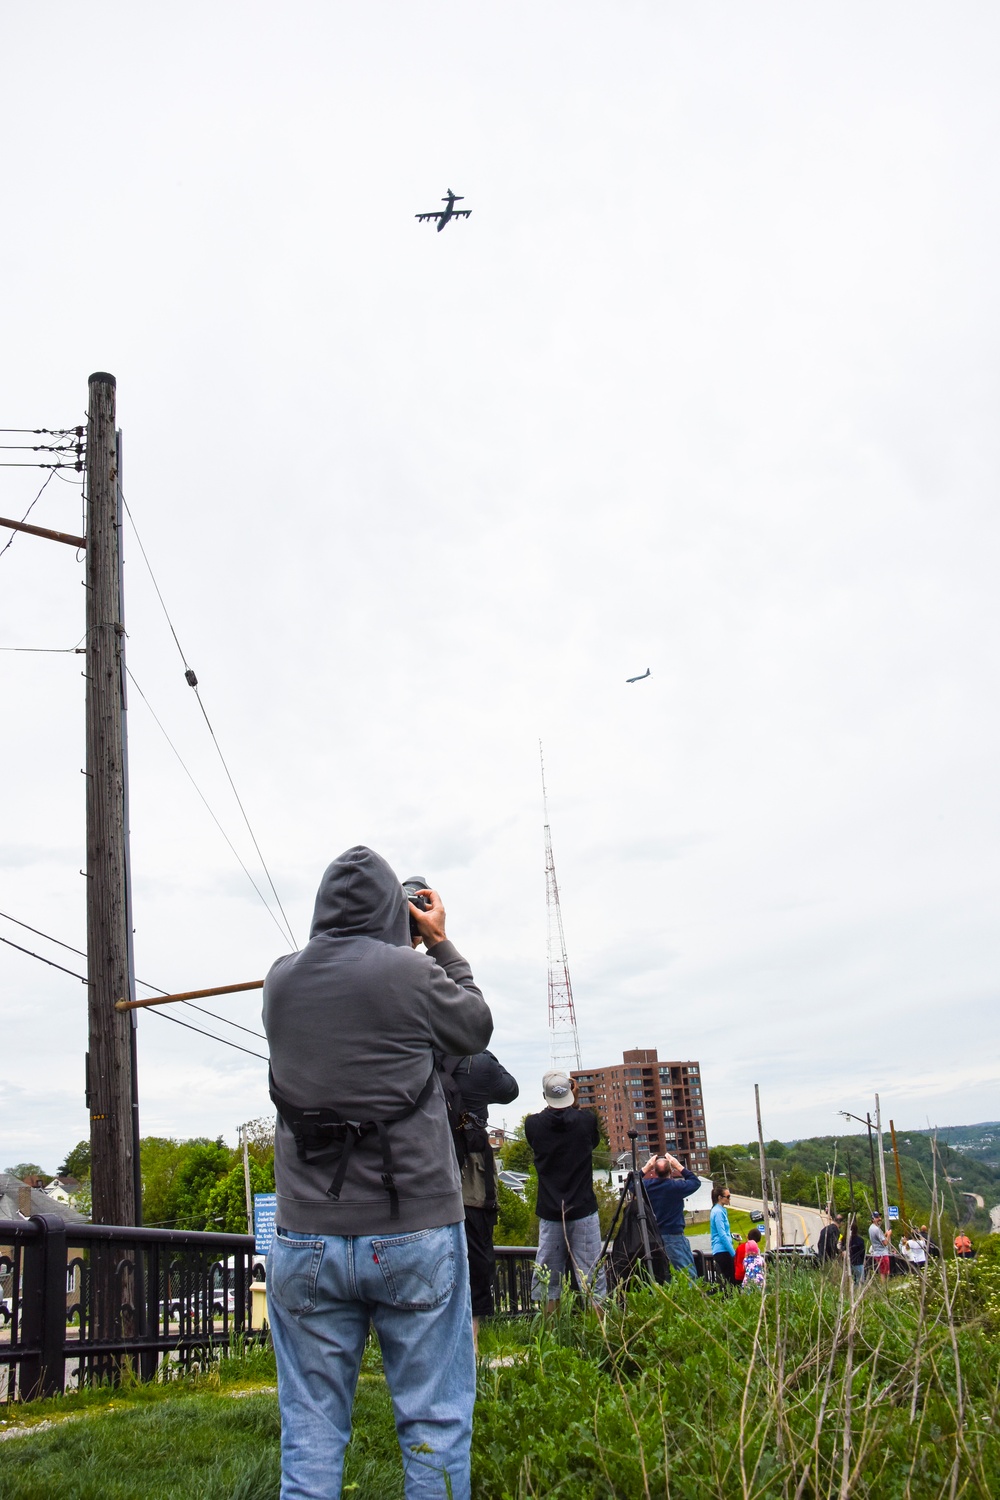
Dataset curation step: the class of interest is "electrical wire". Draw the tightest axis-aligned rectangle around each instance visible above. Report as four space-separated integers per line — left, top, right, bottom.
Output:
120 492 297 949
0 910 267 1045
0 643 85 653
125 668 294 950
0 470 56 560
143 1003 268 1060
0 932 87 982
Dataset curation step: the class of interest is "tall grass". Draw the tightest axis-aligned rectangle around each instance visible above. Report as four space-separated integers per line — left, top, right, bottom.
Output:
3 1242 999 1498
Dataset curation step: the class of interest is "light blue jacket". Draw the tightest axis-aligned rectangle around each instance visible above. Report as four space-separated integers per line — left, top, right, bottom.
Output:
710 1203 735 1255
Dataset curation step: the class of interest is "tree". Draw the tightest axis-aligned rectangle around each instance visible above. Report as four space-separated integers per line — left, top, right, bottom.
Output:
494 1181 534 1247
499 1119 534 1174
204 1158 276 1234
58 1141 92 1180
4 1162 49 1184
140 1136 235 1228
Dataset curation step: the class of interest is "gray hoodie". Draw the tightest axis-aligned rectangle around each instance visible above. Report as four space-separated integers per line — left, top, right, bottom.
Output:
263 846 493 1235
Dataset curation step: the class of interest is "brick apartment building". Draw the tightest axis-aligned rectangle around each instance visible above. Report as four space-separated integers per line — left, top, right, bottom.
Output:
571 1049 710 1175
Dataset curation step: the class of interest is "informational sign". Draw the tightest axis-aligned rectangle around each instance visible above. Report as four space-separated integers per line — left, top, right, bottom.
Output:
254 1192 277 1254
888 1205 899 1221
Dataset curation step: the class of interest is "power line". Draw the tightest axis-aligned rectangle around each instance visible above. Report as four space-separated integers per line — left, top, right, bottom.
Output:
0 910 267 1047
120 492 297 949
0 470 56 561
125 667 294 950
0 643 85 653
144 1004 268 1060
0 932 87 983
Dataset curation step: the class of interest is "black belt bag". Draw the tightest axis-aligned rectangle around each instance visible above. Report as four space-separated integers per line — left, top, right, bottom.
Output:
269 1066 438 1221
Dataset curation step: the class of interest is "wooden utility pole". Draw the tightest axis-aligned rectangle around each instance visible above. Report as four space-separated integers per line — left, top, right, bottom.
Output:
240 1124 254 1237
85 372 137 1227
755 1084 771 1250
874 1093 891 1231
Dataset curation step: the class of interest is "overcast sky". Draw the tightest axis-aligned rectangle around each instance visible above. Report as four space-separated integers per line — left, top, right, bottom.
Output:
2 3 999 1176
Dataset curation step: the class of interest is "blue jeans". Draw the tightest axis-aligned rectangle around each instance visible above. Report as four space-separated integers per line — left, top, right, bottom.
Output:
661 1232 698 1282
267 1223 474 1500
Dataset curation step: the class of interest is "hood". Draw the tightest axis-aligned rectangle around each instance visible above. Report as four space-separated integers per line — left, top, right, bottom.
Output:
308 846 410 945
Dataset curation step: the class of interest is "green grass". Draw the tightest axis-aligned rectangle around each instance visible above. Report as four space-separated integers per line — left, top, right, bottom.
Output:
4 1253 1000 1498
684 1207 755 1240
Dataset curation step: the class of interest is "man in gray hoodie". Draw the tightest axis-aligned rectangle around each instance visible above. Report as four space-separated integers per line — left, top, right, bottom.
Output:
263 846 492 1500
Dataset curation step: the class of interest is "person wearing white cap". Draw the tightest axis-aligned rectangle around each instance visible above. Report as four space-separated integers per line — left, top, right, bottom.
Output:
524 1071 607 1312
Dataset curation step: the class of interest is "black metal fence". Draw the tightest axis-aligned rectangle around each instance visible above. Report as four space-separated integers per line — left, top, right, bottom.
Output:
493 1244 537 1314
0 1215 545 1403
0 1214 256 1402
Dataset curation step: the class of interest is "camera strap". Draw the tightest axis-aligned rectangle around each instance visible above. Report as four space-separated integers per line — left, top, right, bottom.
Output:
268 1065 438 1221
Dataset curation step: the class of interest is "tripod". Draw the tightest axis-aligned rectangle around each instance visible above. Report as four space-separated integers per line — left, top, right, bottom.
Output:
600 1131 671 1290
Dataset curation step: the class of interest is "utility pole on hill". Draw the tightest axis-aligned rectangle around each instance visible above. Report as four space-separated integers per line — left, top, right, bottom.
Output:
85 372 138 1227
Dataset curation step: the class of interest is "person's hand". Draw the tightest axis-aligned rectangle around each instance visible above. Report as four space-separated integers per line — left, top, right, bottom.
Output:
408 888 447 948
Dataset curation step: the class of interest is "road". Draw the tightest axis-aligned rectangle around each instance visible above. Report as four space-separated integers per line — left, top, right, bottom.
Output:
730 1193 827 1247
688 1194 829 1253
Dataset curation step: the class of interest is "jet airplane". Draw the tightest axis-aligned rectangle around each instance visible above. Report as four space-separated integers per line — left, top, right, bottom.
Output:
416 189 472 232
626 668 651 683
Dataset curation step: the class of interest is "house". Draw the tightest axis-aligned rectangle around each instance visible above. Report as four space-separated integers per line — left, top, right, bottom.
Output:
45 1175 82 1206
0 1172 89 1313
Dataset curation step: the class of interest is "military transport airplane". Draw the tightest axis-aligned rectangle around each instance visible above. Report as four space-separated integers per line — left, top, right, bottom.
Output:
415 189 472 232
626 668 651 683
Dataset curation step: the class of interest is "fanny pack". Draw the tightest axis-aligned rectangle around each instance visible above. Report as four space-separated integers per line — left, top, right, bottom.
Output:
269 1066 438 1221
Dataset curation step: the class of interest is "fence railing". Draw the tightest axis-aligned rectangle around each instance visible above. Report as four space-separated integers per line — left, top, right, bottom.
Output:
0 1217 541 1401
493 1244 537 1314
0 1214 257 1402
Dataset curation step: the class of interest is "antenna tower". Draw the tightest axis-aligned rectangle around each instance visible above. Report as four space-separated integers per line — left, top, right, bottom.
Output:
540 742 582 1072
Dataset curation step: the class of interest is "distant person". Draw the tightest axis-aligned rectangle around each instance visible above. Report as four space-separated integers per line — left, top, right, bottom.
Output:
710 1185 738 1287
816 1211 843 1262
735 1226 762 1285
901 1229 927 1270
868 1211 891 1278
741 1236 766 1291
954 1232 975 1259
525 1072 607 1311
921 1225 942 1259
439 1050 519 1343
641 1153 701 1282
847 1217 866 1286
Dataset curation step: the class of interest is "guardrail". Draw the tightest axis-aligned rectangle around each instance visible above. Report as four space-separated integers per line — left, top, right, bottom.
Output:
0 1214 256 1401
0 1219 548 1402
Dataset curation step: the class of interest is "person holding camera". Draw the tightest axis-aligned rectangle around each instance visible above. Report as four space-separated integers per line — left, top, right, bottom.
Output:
263 846 492 1500
439 1051 519 1342
641 1153 701 1282
525 1072 607 1311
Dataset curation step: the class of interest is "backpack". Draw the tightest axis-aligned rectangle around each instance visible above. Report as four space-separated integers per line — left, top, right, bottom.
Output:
437 1055 497 1212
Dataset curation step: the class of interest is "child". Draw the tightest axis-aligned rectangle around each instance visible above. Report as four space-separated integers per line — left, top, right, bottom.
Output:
742 1238 766 1290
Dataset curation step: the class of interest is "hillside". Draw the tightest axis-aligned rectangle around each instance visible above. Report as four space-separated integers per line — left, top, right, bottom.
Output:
915 1121 1000 1168
711 1125 1000 1236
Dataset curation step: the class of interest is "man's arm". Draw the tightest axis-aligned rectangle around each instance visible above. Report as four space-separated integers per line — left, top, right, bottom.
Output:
423 942 493 1056
409 887 493 1056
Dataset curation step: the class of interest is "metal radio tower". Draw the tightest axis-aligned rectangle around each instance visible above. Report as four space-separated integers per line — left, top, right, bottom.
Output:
540 742 582 1072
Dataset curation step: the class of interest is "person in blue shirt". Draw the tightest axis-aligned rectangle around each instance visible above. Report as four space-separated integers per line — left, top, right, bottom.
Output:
641 1153 701 1282
710 1184 738 1287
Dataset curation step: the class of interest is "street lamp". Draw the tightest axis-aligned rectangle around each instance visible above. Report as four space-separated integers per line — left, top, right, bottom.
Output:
839 1110 879 1208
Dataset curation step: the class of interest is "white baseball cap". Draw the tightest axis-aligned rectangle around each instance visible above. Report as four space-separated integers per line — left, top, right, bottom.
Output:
542 1071 574 1109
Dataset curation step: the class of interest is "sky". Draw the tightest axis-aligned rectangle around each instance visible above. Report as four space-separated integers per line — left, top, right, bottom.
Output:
2 2 999 1175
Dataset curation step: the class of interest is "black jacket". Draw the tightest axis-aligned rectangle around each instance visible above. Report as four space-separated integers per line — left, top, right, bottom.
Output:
524 1106 600 1222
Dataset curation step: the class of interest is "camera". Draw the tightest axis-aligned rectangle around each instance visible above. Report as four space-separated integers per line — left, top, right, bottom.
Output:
401 876 430 940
